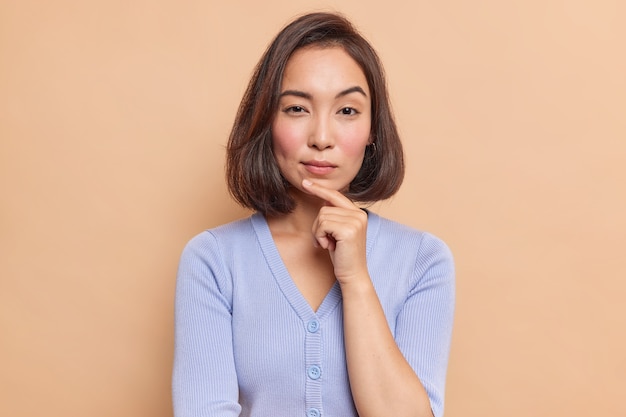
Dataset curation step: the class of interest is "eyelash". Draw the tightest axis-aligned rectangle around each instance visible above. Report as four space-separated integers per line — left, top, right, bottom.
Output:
282 106 360 115
284 106 307 114
339 107 359 116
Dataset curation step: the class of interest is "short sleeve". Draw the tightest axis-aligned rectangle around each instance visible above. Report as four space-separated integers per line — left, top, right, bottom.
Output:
172 232 242 417
394 233 455 417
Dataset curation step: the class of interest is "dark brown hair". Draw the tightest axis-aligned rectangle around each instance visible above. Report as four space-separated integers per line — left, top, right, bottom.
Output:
226 12 404 216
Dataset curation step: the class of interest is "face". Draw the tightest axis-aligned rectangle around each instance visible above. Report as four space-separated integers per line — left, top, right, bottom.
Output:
271 46 371 197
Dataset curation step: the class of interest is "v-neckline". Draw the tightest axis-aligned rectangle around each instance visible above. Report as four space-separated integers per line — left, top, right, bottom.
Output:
251 213 340 320
250 212 380 322
250 211 378 322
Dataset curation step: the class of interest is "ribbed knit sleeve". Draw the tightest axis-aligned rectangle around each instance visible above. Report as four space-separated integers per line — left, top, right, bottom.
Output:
172 214 455 417
172 232 242 417
394 232 455 417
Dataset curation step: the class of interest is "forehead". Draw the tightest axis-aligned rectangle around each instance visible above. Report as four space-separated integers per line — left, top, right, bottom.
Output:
281 46 369 93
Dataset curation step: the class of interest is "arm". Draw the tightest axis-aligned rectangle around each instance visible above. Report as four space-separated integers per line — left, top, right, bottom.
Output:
302 179 454 417
394 234 455 417
172 233 241 417
341 277 435 417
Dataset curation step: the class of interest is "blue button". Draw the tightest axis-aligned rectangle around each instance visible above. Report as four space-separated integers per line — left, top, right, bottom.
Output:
307 319 320 333
307 365 321 380
307 408 321 417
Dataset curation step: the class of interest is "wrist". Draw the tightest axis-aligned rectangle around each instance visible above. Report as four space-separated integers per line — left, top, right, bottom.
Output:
337 272 374 296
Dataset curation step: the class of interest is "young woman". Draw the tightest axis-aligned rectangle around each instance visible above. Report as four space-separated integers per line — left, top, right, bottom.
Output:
173 12 455 417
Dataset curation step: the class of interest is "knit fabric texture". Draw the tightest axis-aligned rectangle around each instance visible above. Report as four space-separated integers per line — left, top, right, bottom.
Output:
173 211 455 417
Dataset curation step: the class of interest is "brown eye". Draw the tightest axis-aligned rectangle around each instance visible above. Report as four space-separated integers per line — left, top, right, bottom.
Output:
286 106 306 113
340 107 358 115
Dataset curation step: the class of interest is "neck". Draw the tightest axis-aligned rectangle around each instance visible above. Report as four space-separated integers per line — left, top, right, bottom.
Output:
266 187 326 235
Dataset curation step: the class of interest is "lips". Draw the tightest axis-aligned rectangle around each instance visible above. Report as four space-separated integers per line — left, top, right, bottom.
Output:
302 160 337 175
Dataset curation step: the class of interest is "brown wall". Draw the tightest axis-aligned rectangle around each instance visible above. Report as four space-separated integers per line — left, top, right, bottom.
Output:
1 1 624 416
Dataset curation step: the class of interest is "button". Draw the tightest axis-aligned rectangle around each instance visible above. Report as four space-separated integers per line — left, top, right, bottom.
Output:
307 408 321 417
307 365 321 380
307 319 320 333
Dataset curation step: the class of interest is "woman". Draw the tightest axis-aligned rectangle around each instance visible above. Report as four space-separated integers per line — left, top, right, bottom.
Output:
173 12 455 417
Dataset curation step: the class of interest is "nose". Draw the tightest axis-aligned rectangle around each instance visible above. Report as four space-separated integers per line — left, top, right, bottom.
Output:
308 114 334 150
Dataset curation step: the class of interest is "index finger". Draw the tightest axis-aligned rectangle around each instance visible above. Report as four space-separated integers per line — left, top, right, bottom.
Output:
301 179 354 209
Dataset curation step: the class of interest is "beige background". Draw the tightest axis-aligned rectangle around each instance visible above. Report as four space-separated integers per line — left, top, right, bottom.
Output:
1 0 625 416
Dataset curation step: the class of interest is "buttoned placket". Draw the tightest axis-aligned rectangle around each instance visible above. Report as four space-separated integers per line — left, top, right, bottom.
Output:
305 315 323 417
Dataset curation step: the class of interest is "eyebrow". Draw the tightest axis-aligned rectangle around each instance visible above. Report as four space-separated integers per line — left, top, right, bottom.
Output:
278 86 368 100
335 86 368 99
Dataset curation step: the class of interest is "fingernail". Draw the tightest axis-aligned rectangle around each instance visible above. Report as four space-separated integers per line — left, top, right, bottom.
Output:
302 179 313 187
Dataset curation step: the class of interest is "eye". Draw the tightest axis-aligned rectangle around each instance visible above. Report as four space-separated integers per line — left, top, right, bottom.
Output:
284 105 307 114
339 107 359 116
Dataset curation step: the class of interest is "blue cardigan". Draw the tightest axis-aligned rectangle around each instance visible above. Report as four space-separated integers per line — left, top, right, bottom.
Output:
173 211 455 417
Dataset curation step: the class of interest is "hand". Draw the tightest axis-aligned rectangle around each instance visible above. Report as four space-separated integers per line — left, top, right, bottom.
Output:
301 179 369 285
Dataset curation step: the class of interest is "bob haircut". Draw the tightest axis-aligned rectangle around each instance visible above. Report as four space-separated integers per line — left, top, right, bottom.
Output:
226 12 404 216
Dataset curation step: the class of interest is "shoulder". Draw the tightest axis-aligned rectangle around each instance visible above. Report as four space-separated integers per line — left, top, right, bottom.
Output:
178 214 260 269
370 212 453 258
368 212 454 285
177 215 262 294
183 215 256 250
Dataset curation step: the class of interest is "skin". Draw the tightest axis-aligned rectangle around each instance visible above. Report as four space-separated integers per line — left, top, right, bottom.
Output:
271 45 372 197
267 46 434 417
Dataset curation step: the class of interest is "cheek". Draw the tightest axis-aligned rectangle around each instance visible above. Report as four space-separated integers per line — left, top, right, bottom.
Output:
339 124 371 159
271 120 306 167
